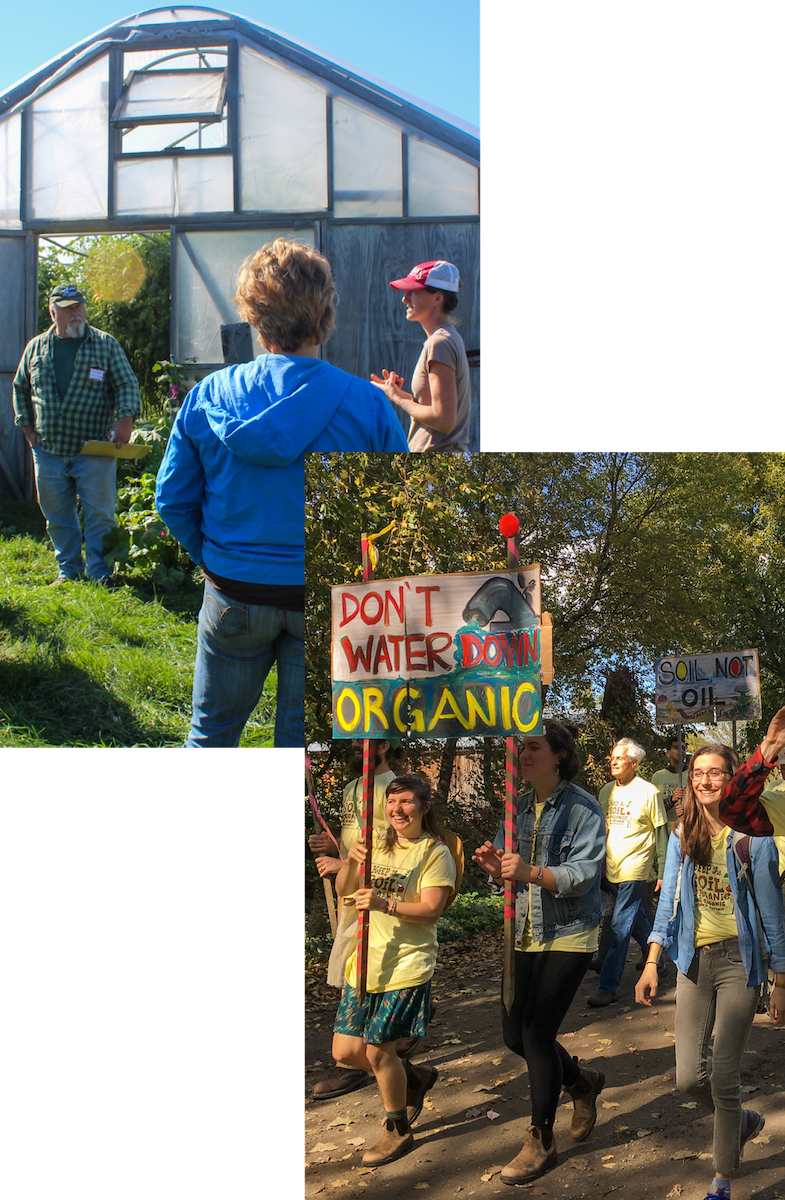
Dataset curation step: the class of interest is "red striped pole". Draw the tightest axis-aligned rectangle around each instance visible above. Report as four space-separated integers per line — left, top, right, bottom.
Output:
499 513 521 1014
356 532 375 1004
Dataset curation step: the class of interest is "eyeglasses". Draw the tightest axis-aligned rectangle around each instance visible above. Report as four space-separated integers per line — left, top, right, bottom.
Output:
690 768 731 782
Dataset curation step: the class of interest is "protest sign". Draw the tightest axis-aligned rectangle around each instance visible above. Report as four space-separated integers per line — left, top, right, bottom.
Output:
654 649 761 724
331 566 544 738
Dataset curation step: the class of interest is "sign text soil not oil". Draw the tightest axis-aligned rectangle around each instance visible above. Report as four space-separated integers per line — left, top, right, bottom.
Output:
654 649 761 724
331 567 544 738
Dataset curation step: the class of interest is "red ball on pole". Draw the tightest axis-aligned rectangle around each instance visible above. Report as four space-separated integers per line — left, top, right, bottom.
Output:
499 513 519 538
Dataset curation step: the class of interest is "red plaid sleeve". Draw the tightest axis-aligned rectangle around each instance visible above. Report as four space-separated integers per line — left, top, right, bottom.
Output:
717 745 777 836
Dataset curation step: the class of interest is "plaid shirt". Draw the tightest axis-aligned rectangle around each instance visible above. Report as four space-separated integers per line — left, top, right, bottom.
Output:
717 745 778 836
13 324 141 456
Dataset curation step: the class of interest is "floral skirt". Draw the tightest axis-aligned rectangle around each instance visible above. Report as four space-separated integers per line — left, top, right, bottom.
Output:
334 980 432 1045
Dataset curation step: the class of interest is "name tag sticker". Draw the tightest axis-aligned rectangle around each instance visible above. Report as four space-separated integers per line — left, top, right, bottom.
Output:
89 367 105 382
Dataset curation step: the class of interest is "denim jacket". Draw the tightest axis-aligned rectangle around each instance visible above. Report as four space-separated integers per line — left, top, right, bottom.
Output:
493 779 605 943
650 828 785 986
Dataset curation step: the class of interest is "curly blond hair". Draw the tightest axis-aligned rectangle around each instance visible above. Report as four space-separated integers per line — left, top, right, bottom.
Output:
234 237 337 353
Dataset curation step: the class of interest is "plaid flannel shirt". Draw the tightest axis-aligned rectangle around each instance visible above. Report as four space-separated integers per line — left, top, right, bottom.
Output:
717 745 778 836
13 324 141 456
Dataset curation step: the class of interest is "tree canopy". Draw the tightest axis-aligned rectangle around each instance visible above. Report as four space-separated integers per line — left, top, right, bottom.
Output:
305 452 785 755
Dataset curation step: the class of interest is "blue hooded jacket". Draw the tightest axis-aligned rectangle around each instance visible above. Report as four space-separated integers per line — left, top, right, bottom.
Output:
155 355 408 585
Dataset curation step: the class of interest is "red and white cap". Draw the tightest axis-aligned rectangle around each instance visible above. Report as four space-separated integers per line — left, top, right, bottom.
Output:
389 260 460 293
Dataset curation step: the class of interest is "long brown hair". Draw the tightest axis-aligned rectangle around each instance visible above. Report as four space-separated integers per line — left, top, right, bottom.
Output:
381 774 446 854
680 742 738 865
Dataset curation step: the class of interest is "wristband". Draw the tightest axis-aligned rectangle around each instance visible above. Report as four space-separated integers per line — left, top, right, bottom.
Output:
386 896 398 916
534 866 544 883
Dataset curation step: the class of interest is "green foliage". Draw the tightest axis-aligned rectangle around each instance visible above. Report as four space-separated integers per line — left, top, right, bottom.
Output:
38 233 171 414
103 471 194 592
436 890 504 942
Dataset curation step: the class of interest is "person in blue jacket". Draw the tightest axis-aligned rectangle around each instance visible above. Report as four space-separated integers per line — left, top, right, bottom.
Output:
472 723 607 1186
635 741 785 1200
156 237 407 748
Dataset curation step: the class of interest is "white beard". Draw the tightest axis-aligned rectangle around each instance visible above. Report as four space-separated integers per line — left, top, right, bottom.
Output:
65 319 85 338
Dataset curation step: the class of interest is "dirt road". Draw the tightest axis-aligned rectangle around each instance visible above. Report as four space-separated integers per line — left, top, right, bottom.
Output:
305 931 784 1199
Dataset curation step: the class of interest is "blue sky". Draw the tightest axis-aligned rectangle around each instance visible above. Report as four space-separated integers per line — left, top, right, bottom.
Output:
0 0 479 128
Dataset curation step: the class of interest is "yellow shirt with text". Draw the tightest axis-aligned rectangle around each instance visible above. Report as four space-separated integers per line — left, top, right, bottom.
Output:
518 800 599 953
599 775 666 883
693 828 737 947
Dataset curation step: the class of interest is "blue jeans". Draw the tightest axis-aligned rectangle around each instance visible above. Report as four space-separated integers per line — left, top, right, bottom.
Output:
598 879 651 994
32 446 116 580
186 577 305 748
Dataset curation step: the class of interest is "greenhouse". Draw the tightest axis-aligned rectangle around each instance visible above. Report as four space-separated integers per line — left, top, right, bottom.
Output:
0 6 479 498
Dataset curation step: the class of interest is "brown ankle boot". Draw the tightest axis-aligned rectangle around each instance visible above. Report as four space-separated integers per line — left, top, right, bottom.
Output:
564 1062 605 1141
500 1126 557 1185
405 1062 439 1125
361 1118 414 1166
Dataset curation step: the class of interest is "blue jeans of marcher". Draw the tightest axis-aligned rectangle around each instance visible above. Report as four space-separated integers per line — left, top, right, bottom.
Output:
598 879 651 994
32 445 116 580
186 577 305 748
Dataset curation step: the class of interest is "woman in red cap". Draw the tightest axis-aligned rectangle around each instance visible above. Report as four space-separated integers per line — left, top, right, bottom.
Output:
371 260 471 452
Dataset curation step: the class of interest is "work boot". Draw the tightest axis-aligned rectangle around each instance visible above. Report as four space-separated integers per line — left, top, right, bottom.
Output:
501 1126 557 1185
312 1064 371 1100
404 1061 439 1125
361 1115 413 1166
396 1035 420 1060
587 989 618 1008
563 1061 605 1141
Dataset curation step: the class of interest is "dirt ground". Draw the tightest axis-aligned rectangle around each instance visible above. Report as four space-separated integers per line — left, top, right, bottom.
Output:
305 931 785 1200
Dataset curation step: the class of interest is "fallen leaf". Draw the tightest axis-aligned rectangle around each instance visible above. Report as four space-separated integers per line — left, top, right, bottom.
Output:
529 1190 547 1196
311 1143 338 1153
446 1077 465 1086
624 1015 634 1020
603 1163 615 1169
666 1187 683 1198
627 1046 637 1053
354 1168 375 1175
491 1057 503 1064
423 1098 434 1110
698 1153 712 1160
752 1134 770 1145
465 1107 484 1120
562 1031 575 1038
601 1101 620 1109
331 1182 350 1189
670 1151 698 1161
341 1154 352 1160
327 1119 354 1128
680 1103 698 1109
636 1129 652 1138
487 1110 500 1121
414 1185 430 1190
594 1046 605 1053
598 1038 612 1045
741 1085 760 1094
346 1138 365 1147
601 1155 614 1161
570 1158 588 1171
587 1030 599 1037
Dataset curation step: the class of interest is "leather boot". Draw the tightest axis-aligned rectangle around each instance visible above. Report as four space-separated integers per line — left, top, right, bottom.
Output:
501 1126 557 1185
405 1061 439 1125
361 1117 414 1166
563 1061 605 1141
312 1064 370 1100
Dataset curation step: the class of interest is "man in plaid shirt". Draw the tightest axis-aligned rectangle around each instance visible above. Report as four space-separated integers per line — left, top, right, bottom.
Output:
13 285 141 585
718 706 785 836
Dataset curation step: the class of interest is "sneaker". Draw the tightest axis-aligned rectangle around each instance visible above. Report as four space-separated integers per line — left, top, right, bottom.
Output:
701 1189 729 1200
49 573 80 586
740 1108 764 1155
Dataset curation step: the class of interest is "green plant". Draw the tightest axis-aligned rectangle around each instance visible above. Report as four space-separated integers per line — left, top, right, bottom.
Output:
152 357 199 410
103 472 194 591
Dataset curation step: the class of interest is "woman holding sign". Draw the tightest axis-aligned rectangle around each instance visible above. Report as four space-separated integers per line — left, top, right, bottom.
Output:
472 723 606 1185
332 774 457 1166
635 740 785 1200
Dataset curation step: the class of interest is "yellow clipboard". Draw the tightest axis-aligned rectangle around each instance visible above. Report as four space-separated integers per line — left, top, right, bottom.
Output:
80 440 151 460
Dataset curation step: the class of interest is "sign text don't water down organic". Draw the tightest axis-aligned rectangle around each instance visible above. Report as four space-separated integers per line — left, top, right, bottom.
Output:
331 567 543 738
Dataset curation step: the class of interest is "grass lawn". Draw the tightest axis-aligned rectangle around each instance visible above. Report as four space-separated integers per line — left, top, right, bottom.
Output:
0 500 276 746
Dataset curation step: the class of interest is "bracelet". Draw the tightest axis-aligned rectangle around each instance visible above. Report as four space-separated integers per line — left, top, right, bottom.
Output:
386 896 398 916
644 959 659 968
532 866 544 884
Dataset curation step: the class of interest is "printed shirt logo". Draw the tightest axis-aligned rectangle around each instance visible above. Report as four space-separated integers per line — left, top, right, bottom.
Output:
695 861 734 914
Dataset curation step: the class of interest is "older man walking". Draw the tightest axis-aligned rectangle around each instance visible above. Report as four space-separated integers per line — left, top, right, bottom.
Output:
13 284 141 585
588 738 668 1007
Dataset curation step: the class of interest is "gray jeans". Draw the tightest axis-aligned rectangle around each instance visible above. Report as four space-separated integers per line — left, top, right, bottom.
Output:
675 937 759 1176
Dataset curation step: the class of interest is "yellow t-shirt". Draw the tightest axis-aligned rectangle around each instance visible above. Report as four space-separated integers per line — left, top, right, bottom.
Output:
345 834 456 993
599 775 667 883
517 802 599 954
693 827 737 947
651 767 682 832
761 777 785 855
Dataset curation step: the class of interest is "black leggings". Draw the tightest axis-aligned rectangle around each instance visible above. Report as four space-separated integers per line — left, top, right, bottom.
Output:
501 950 592 1128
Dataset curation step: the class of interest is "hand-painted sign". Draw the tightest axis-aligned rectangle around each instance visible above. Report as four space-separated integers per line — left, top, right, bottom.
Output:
331 567 544 738
654 649 761 724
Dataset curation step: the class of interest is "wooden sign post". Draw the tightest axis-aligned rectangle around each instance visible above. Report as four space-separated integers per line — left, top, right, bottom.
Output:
356 532 376 1004
500 513 520 1015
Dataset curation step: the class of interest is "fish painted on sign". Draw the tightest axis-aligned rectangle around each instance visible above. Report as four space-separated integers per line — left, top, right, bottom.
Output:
462 575 537 633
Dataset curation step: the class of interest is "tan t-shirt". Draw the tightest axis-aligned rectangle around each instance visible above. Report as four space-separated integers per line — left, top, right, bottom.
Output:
651 767 682 831
761 777 785 874
693 827 737 947
407 323 471 452
518 804 599 954
344 834 456 992
599 775 667 883
339 769 397 858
